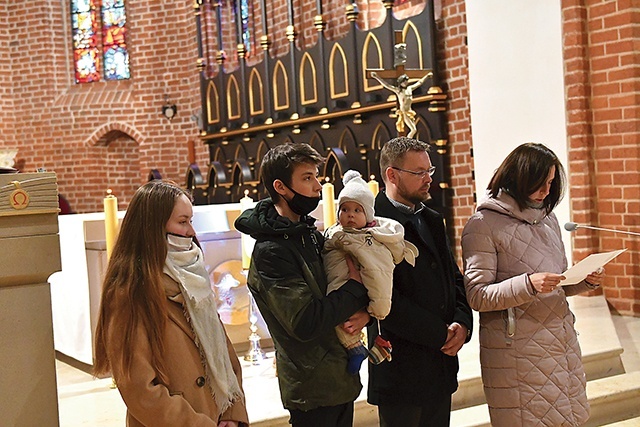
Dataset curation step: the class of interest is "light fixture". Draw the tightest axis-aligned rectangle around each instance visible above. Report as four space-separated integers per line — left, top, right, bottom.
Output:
161 95 177 120
320 119 331 130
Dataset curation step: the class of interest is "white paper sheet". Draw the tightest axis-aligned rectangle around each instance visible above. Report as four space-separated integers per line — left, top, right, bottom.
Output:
559 249 627 286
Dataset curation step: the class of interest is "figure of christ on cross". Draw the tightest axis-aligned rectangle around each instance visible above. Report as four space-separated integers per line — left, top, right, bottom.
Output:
366 31 433 138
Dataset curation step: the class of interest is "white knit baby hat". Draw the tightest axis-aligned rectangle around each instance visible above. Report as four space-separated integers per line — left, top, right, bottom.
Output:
337 170 375 223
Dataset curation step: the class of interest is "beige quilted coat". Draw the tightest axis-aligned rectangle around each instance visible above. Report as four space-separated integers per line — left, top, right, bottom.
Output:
324 217 418 346
462 191 593 426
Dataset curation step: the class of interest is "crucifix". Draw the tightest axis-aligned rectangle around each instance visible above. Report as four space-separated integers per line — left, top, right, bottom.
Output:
366 31 433 138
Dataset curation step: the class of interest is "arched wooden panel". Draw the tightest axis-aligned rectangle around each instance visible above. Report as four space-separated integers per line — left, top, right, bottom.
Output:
338 127 358 157
185 164 207 205
248 68 265 116
362 33 383 92
207 161 228 188
273 60 289 111
234 143 249 162
206 160 230 204
308 131 326 156
230 159 255 201
185 164 206 188
338 127 366 179
207 81 220 124
213 146 227 164
402 20 424 70
300 52 318 105
323 147 350 192
226 75 241 120
415 115 432 144
329 43 349 99
369 122 392 181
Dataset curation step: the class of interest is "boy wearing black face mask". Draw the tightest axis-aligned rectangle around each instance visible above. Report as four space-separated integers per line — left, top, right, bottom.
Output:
235 143 371 427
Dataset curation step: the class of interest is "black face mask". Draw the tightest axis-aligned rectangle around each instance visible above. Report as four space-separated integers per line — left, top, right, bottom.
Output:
283 184 320 216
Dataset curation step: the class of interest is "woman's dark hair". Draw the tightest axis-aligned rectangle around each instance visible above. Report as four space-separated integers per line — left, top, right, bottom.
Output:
260 143 324 202
488 142 565 214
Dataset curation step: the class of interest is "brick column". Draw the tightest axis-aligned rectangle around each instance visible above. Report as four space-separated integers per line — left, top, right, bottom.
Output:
437 0 475 261
563 0 640 315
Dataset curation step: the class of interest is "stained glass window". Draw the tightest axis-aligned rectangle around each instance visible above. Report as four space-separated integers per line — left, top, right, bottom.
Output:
240 0 251 56
71 0 130 83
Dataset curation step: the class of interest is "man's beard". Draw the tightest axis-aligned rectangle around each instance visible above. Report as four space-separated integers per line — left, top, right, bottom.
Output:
397 180 430 206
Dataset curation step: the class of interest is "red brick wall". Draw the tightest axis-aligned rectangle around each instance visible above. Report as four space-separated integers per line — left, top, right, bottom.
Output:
437 0 474 260
1 0 637 314
562 0 640 315
0 0 204 213
0 2 12 144
268 0 291 58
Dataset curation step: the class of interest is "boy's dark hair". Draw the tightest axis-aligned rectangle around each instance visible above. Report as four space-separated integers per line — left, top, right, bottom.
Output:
261 143 325 202
488 142 565 214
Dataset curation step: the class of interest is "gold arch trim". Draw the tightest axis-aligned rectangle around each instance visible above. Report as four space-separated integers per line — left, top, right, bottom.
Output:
329 43 349 99
207 81 220 124
371 122 391 150
338 127 356 155
273 60 289 111
362 33 383 92
226 75 241 120
248 68 265 115
300 52 318 105
402 20 424 69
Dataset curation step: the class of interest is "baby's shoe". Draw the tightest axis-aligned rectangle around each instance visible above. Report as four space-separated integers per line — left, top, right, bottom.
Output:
368 335 392 364
347 344 369 375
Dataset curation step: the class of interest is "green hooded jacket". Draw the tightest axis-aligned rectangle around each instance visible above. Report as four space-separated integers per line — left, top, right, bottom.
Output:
235 198 368 411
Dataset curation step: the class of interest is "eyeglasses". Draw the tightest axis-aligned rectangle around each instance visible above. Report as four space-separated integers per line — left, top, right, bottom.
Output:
391 166 436 179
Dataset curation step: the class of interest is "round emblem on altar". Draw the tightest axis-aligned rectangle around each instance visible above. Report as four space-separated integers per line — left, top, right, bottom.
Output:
10 187 29 210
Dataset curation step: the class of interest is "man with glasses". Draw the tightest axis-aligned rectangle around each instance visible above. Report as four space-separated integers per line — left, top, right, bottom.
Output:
367 137 473 427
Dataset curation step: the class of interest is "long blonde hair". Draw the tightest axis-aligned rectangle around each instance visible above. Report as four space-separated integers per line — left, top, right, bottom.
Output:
94 181 191 381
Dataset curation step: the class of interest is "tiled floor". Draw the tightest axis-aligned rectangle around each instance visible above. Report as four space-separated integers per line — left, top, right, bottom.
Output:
55 311 640 426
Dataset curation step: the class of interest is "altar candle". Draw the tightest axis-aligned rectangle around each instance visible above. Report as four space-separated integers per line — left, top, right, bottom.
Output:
322 178 336 229
240 190 254 270
368 175 379 197
104 189 119 260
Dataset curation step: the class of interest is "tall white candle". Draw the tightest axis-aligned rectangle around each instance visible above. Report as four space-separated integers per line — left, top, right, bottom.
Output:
368 175 379 197
322 179 336 229
104 189 119 260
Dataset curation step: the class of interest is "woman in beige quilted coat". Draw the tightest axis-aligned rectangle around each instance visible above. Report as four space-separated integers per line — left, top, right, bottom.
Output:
462 143 605 426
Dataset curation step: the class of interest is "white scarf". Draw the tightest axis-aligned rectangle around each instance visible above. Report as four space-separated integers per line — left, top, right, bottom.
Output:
163 234 243 415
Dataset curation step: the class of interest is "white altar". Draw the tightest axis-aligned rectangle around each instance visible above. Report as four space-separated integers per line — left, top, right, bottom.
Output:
49 202 282 366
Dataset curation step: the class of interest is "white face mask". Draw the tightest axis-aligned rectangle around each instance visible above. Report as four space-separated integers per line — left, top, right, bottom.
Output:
166 233 194 251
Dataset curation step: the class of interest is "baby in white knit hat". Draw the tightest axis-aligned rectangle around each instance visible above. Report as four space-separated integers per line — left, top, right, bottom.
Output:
323 170 418 374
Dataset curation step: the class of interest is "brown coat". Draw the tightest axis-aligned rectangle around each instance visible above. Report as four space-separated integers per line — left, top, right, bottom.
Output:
106 275 249 427
462 192 591 426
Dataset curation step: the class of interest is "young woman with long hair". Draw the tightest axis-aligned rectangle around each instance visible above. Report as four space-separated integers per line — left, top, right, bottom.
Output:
94 180 248 427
